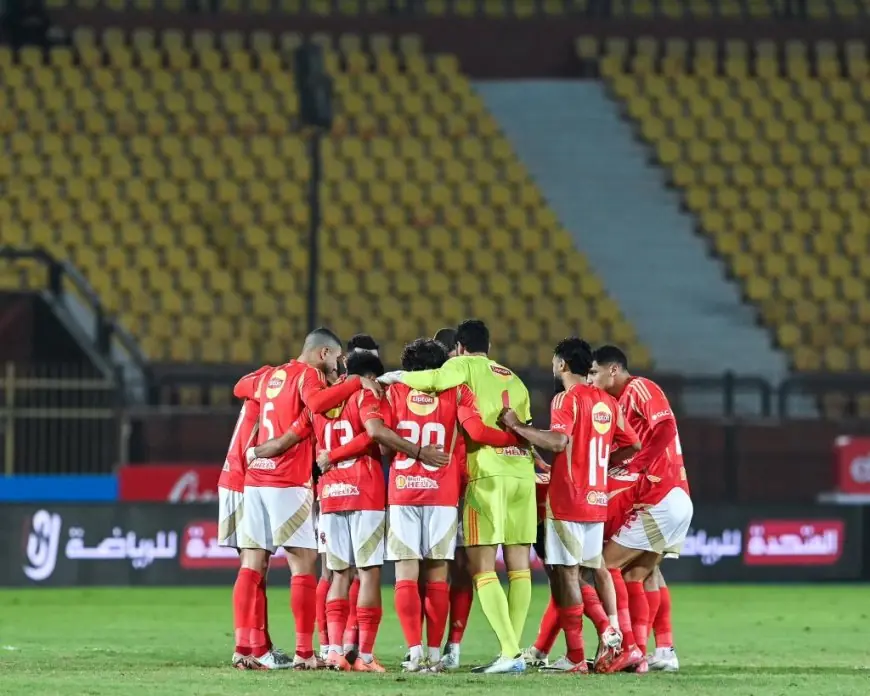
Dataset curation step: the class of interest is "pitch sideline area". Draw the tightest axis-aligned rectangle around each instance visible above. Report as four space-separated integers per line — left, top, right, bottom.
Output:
0 584 867 695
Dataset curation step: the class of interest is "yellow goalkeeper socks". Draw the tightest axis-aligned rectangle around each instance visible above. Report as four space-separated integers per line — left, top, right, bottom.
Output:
507 569 532 643
474 571 520 657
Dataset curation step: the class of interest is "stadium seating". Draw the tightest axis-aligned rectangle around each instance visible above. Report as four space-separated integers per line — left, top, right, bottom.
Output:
1 31 645 366
589 36 870 405
39 0 870 19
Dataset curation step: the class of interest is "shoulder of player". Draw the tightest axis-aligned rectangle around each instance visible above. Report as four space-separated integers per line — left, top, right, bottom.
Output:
624 376 660 402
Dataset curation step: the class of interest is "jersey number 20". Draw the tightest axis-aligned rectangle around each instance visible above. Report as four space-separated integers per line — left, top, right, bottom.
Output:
395 420 446 472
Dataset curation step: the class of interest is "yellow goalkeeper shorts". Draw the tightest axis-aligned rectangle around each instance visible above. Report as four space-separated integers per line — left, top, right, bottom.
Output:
462 476 537 547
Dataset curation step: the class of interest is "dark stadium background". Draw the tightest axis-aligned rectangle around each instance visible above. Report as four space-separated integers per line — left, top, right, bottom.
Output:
0 0 868 586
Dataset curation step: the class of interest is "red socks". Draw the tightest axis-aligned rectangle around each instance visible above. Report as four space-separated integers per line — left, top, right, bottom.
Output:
645 587 661 650
609 568 636 649
291 574 316 658
316 577 330 650
559 604 585 665
326 598 350 650
357 606 383 656
581 584 611 636
626 581 650 654
424 581 450 650
344 577 360 647
533 597 561 654
448 582 473 644
233 567 269 656
654 586 673 648
395 580 423 648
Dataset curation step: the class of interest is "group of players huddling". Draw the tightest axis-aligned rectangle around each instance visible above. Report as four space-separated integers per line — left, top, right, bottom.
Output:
218 319 693 675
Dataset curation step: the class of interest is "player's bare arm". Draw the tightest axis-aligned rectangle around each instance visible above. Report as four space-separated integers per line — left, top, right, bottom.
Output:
499 408 568 453
531 447 552 473
363 417 449 468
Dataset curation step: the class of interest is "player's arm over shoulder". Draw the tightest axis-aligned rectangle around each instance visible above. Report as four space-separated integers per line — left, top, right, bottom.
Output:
301 364 361 414
400 355 469 392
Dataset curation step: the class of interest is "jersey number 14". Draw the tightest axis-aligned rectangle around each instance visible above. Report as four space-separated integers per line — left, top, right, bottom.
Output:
588 436 610 487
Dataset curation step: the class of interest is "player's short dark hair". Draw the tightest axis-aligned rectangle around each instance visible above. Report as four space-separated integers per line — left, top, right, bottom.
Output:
593 345 629 371
302 327 342 352
433 327 457 353
401 338 448 372
456 319 489 354
554 337 594 376
345 350 385 378
347 333 379 353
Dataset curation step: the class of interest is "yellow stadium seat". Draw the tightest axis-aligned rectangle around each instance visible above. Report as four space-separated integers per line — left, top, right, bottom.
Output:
0 32 646 368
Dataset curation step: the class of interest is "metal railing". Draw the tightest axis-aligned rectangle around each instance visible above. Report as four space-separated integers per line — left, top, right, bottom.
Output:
3 359 870 477
0 247 148 373
0 362 123 476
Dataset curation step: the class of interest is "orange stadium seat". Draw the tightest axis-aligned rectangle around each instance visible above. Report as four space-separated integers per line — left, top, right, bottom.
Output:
1 31 645 367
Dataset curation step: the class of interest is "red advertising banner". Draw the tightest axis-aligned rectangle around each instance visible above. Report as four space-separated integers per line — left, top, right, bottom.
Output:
744 519 845 566
180 520 290 570
833 436 870 495
118 465 221 503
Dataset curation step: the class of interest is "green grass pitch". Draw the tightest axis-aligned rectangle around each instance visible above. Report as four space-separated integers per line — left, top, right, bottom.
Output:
1 584 867 695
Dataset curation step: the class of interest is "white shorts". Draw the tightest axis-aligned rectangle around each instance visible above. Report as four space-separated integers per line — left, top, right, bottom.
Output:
320 510 386 571
218 487 245 549
544 519 604 568
387 505 458 561
240 485 317 554
613 487 694 557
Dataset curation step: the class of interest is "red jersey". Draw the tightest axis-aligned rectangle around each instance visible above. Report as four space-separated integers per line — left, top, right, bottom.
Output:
618 376 690 506
219 366 272 492
547 384 639 523
386 383 480 507
246 360 359 488
316 390 387 514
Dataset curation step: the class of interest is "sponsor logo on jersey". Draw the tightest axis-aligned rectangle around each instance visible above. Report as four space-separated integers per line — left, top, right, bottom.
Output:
407 390 439 417
651 409 672 421
489 364 513 381
395 474 440 490
247 458 277 471
265 369 286 399
495 445 530 457
586 491 608 507
591 402 613 435
321 483 360 498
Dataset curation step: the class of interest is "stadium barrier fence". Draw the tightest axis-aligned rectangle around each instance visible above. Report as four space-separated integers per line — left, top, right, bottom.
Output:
1 503 865 587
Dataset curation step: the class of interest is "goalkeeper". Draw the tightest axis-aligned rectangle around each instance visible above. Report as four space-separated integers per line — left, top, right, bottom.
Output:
380 319 535 674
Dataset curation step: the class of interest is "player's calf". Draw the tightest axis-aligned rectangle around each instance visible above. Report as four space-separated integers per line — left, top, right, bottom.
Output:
356 565 385 669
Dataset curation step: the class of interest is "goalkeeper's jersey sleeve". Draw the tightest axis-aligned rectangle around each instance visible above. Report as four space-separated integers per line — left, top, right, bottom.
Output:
401 355 534 482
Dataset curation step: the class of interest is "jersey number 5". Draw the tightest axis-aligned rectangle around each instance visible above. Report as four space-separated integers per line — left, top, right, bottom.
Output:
395 420 446 472
589 436 610 487
325 420 356 469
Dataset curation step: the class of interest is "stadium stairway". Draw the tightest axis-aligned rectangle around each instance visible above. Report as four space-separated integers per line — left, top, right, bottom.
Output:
478 79 796 416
